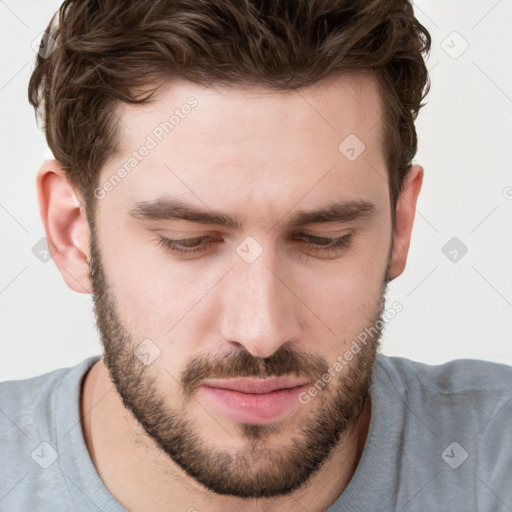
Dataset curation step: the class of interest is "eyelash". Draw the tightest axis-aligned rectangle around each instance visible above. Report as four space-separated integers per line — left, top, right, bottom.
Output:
157 233 352 257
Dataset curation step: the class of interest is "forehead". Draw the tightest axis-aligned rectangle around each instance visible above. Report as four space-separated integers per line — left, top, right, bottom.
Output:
115 71 384 154
99 72 388 219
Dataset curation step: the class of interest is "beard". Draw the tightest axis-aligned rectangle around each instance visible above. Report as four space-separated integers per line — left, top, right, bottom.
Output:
88 224 389 498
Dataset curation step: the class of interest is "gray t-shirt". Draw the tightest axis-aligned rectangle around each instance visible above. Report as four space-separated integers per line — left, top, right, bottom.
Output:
1 354 511 511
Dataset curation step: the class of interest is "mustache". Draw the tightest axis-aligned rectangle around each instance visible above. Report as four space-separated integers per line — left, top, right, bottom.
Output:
181 345 329 399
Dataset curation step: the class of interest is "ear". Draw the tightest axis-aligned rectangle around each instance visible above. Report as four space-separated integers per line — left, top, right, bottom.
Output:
387 164 424 281
36 159 92 294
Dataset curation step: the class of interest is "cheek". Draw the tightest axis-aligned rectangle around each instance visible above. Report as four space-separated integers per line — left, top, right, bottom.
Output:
97 224 225 368
95 222 189 334
292 234 389 348
301 269 383 332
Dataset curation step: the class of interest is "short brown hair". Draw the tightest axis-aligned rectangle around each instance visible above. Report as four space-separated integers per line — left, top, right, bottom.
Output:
28 0 431 226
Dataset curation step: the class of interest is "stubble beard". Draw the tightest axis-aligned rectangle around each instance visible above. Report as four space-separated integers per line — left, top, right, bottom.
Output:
88 226 388 498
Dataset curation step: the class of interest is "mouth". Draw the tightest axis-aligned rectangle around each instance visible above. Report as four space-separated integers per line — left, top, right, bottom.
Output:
203 376 309 394
200 377 310 424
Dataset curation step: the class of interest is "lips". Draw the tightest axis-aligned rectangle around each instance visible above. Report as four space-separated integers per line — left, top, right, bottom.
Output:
202 376 309 394
199 377 310 424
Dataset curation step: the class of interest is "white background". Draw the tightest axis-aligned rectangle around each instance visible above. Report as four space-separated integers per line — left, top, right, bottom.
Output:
0 1 511 381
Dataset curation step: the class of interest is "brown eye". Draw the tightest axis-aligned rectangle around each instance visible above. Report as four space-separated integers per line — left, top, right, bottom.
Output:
293 233 352 254
157 236 213 256
174 237 205 248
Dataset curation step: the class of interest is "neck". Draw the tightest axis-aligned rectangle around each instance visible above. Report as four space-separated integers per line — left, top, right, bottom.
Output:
81 359 371 512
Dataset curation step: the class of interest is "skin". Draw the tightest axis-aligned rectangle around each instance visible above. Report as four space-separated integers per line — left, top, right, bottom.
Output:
36 71 423 511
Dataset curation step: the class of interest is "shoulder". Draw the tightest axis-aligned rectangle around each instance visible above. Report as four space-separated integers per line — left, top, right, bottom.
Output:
0 357 99 509
365 355 512 509
0 362 88 430
0 365 72 440
376 354 512 395
374 354 512 419
0 357 99 437
1 365 70 405
374 353 512 466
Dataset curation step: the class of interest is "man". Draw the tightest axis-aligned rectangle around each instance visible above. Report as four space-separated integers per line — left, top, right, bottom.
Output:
1 0 511 510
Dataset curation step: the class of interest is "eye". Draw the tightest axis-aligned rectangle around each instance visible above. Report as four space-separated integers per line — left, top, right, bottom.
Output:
157 232 353 258
292 233 352 255
157 235 215 257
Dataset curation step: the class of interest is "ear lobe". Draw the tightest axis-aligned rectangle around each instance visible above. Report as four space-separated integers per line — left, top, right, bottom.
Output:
387 164 424 281
36 160 92 294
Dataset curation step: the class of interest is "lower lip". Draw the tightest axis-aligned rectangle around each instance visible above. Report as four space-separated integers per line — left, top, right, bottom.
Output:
200 384 309 424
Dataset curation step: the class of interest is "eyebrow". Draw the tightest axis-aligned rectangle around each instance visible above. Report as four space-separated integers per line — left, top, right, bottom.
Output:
128 196 376 230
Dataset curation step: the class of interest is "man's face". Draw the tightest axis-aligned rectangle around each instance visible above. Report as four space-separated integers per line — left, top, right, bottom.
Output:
88 73 393 497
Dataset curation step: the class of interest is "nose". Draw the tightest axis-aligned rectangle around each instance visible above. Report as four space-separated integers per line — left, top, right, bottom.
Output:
219 246 301 359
